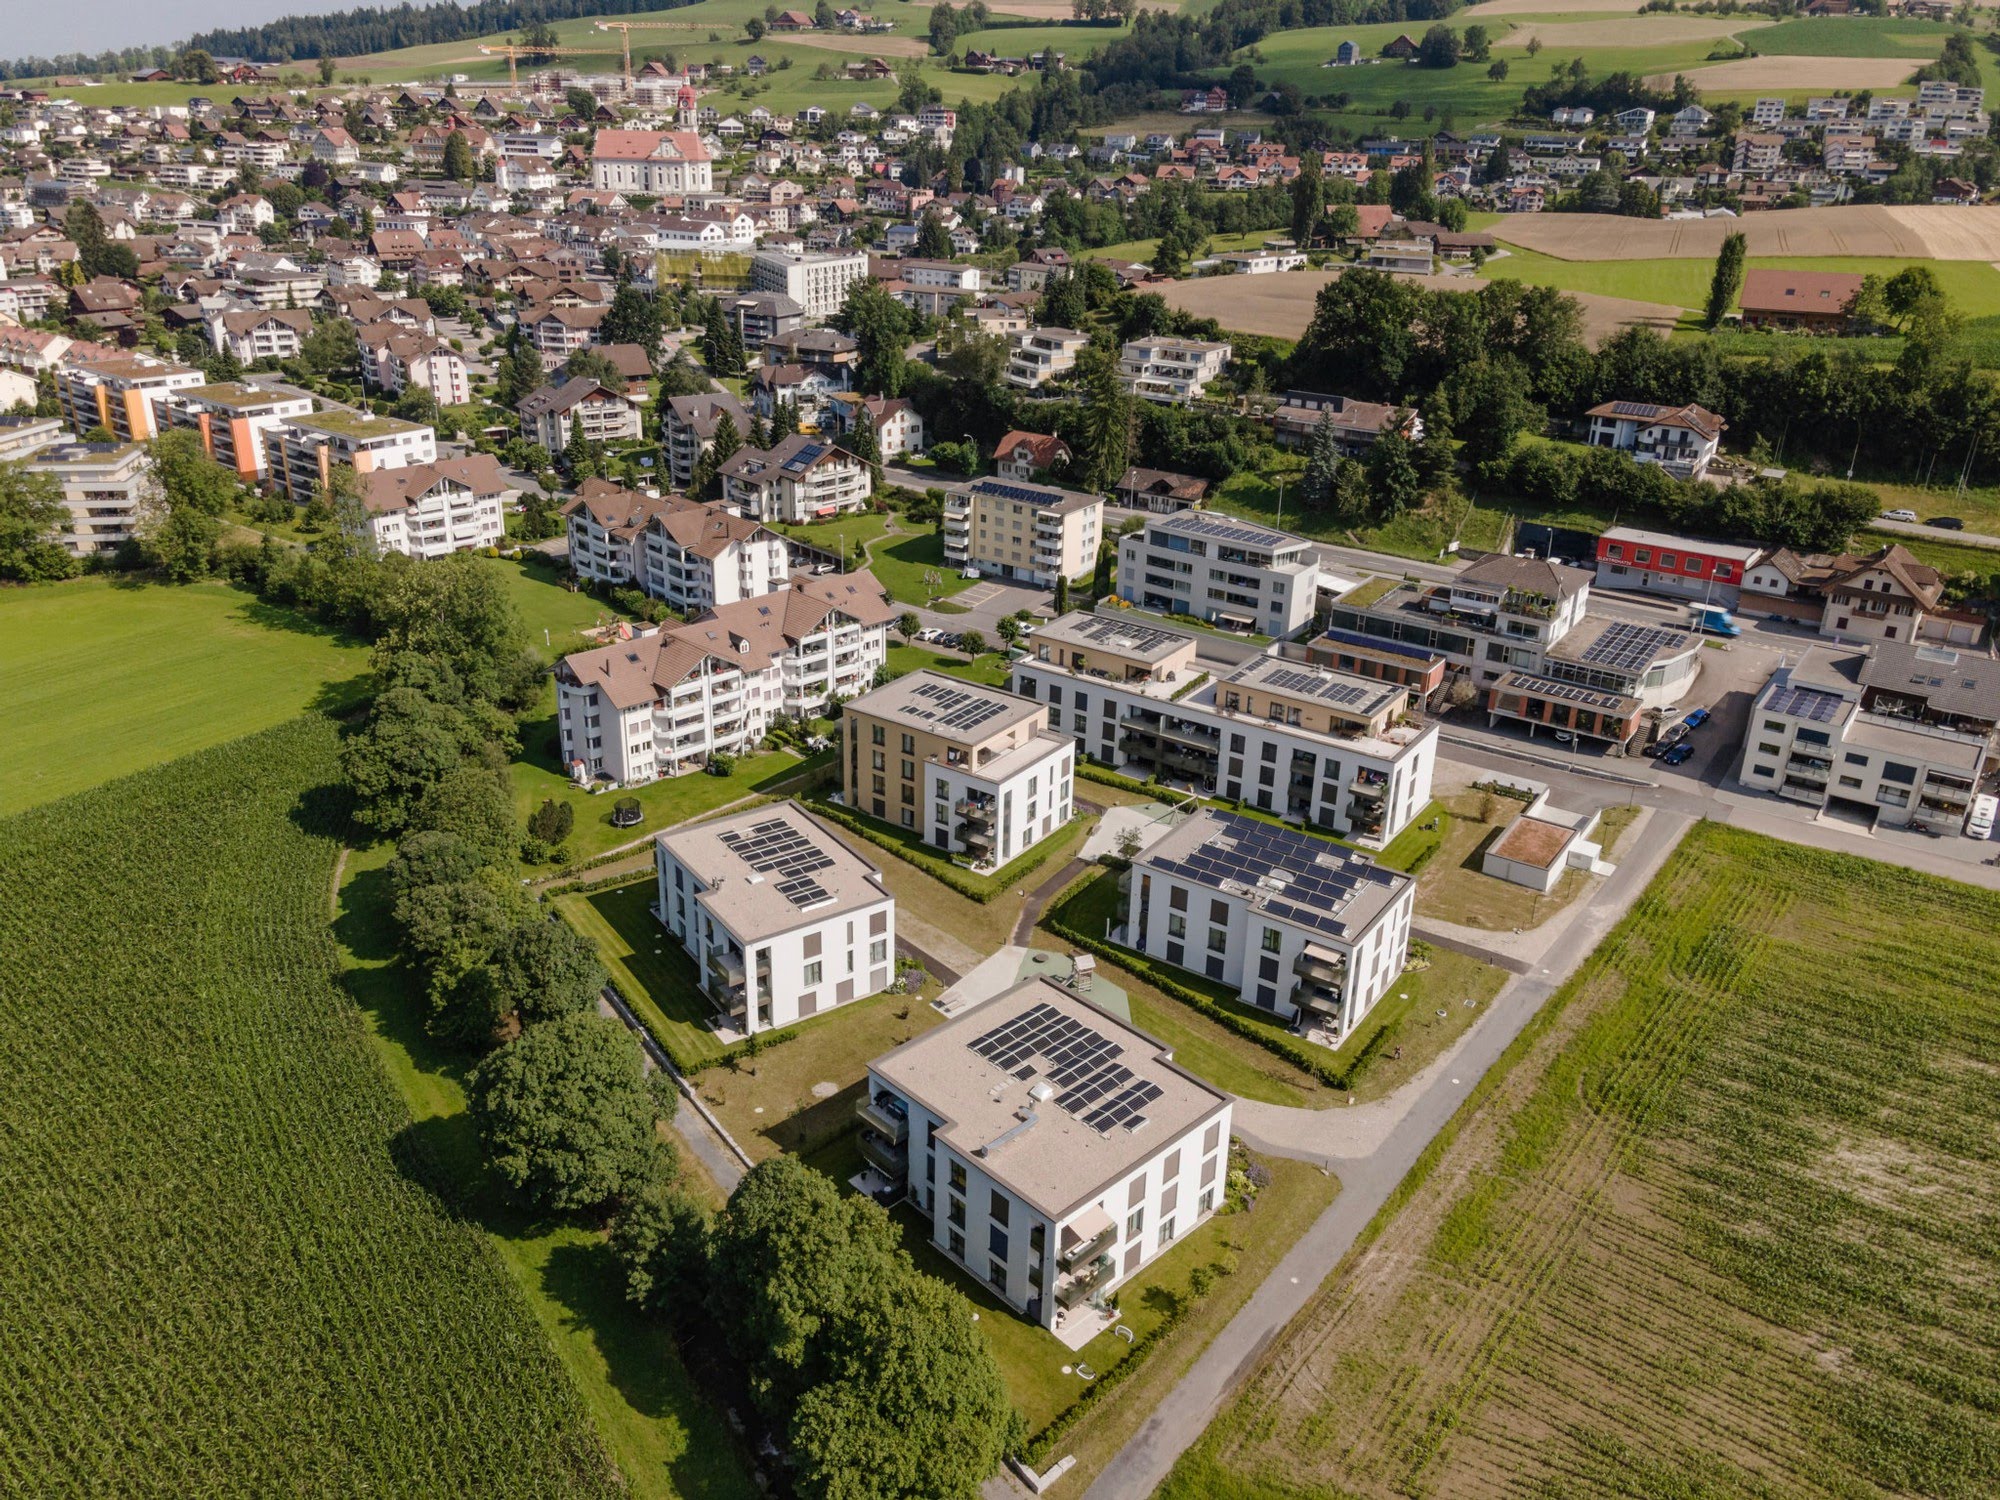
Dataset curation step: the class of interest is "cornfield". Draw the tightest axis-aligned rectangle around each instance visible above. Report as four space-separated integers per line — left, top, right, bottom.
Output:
0 718 620 1497
1167 823 2000 1500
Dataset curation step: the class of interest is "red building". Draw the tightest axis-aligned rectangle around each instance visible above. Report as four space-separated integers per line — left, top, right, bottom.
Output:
1593 526 1764 608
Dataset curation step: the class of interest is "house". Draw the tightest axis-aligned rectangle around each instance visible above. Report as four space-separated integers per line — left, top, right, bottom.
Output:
1737 269 1864 331
942 476 1102 586
825 394 924 458
862 978 1231 1338
207 307 313 364
1117 337 1232 405
1117 511 1320 637
562 481 791 611
767 8 818 30
1817 544 1948 646
1114 468 1209 512
1126 807 1414 1040
749 361 845 428
1005 327 1089 390
1270 391 1419 455
356 454 513 559
360 330 471 406
1215 249 1307 275
518 377 644 451
656 802 896 1036
1380 34 1420 59
311 127 360 166
1331 40 1362 66
992 430 1073 481
1592 526 1763 610
589 128 714 195
1013 612 1438 843
718 433 872 522
1583 400 1726 478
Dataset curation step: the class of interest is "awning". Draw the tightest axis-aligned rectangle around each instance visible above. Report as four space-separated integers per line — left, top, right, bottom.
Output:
1063 1204 1114 1246
1213 611 1255 628
813 504 838 516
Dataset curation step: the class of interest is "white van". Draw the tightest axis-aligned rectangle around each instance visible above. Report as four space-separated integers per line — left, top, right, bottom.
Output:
1966 794 1997 840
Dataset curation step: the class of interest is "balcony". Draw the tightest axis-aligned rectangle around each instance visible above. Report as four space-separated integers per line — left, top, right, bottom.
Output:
1349 773 1388 800
1346 800 1386 832
1784 756 1831 784
1294 943 1347 985
1293 979 1343 1017
856 1090 909 1143
954 796 996 824
957 821 996 850
1055 1252 1116 1310
857 1128 907 1180
1058 1209 1117 1272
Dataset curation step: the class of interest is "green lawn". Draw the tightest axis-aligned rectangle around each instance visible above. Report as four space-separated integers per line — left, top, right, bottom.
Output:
485 554 629 660
776 511 972 606
1736 14 1952 58
884 642 1014 686
1083 230 1285 264
0 577 371 816
555 878 731 1070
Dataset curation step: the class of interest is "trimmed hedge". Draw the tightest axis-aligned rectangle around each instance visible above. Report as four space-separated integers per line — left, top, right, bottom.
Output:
807 799 1076 904
1021 1307 1187 1467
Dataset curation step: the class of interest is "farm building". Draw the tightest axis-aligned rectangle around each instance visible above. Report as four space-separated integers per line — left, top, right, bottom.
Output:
1737 269 1865 331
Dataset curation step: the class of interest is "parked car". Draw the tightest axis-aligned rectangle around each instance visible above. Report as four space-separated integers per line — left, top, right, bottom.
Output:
1682 707 1711 730
1967 793 1998 840
1660 741 1696 766
1880 508 1919 523
1929 516 1966 531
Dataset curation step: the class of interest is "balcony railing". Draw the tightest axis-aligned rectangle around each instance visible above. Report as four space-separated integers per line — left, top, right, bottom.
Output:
856 1092 908 1143
1055 1252 1116 1309
954 797 996 823
957 822 995 848
1058 1222 1117 1273
1293 979 1343 1017
1294 945 1346 984
857 1128 907 1180
1349 773 1388 799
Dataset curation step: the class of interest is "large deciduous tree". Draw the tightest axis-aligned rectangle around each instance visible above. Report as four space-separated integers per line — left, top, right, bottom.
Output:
0 462 79 581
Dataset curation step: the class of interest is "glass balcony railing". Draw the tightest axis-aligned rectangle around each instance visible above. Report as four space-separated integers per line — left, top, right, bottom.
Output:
855 1091 908 1143
1055 1252 1116 1309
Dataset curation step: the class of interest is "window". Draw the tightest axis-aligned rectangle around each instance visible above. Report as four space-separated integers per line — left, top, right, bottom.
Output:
1758 742 1781 758
1126 1208 1144 1240
803 960 822 986
1167 913 1186 940
1881 762 1917 785
1261 928 1282 953
870 938 888 964
1199 1188 1215 1215
949 1160 966 1192
948 1195 966 1228
1208 926 1227 952
988 1225 1009 1259
948 1229 964 1259
1159 1217 1175 1246
1843 752 1868 766
1753 765 1773 778
871 723 885 745
1764 720 1785 733
901 733 914 754
990 1191 1009 1226
988 1259 1007 1292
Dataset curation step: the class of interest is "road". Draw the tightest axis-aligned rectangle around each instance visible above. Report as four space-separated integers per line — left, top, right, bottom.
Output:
1869 514 2000 551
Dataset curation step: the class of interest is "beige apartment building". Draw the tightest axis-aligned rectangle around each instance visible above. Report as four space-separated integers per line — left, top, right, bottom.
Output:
163 383 313 481
26 439 153 556
943 476 1102 587
842 671 1075 867
57 357 204 442
1117 337 1232 405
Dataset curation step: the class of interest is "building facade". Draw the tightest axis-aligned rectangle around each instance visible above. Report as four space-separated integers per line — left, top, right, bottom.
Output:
356 454 512 559
57 357 203 442
1117 337 1231 404
263 411 437 502
25 439 152 556
718 434 871 523
162 382 312 480
518 377 644 450
748 249 870 321
589 128 714 194
942 476 1102 586
1117 512 1320 637
1593 526 1763 609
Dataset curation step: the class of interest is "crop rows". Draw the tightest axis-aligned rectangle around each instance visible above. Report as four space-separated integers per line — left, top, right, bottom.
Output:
0 718 620 1498
1173 824 2000 1500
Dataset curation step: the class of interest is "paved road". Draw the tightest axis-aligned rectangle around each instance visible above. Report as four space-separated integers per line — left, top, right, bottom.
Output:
1871 514 2000 551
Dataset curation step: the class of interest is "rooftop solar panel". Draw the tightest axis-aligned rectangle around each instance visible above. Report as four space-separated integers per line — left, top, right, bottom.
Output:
964 1002 1163 1134
971 478 1063 507
1156 513 1288 548
1579 620 1684 672
1766 683 1845 724
1504 673 1631 711
719 818 838 907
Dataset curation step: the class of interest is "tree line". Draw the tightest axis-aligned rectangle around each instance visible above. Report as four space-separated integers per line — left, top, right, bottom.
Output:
184 0 698 65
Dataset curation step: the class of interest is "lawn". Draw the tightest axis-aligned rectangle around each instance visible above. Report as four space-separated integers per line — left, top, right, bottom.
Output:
486 552 629 660
1082 229 1279 265
1737 14 1953 58
1166 823 2000 1499
0 717 627 1495
1321 945 1510 1103
555 878 731 1070
1412 793 1642 930
775 510 972 606
0 576 371 817
884 641 1015 685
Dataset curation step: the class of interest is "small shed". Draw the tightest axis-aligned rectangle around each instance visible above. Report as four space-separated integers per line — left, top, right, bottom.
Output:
1480 794 1606 894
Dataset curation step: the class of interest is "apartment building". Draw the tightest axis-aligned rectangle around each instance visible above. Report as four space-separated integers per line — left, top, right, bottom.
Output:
718 434 871 523
161 382 312 480
1117 337 1231 404
1004 326 1088 389
1123 808 1415 1042
589 128 714 195
748 248 870 321
1583 400 1726 479
0 414 63 461
356 454 512 559
521 304 608 367
206 307 313 364
25 439 152 556
1014 612 1438 844
555 569 895 785
1736 642 2000 833
661 390 748 489
517 377 643 450
359 327 470 405
262 411 437 502
863 978 1231 1338
656 802 896 1037
1741 541 1972 645
57 357 204 442
942 476 1101 587
562 482 792 611
1117 512 1321 637
842 671 1075 863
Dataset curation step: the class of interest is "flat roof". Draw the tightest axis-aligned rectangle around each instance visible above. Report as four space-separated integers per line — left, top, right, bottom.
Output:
1134 807 1410 943
1034 610 1198 664
1547 614 1698 673
182 381 310 410
1222 654 1405 720
845 670 1044 746
870 978 1227 1220
1860 640 2000 723
964 476 1099 516
657 801 887 941
1841 713 1985 772
1600 526 1763 564
1488 814 1575 871
24 440 146 469
1141 511 1309 553
286 408 427 441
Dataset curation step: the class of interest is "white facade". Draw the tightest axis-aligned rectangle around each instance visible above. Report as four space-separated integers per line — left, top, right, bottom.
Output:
1117 337 1231 404
24 439 152 556
263 412 437 502
358 456 512 560
1005 326 1087 389
719 435 871 523
1117 512 1321 637
589 128 714 195
748 249 870 321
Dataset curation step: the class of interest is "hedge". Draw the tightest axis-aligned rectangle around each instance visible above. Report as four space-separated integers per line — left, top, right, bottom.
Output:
1021 1307 1187 1467
806 799 1075 904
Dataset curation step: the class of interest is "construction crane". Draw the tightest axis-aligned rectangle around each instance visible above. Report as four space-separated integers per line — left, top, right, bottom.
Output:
478 42 604 87
594 19 714 84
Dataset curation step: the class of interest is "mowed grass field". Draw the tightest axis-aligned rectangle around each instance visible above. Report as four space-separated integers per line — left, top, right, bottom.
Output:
0 577 371 816
0 719 621 1494
1163 824 2000 1500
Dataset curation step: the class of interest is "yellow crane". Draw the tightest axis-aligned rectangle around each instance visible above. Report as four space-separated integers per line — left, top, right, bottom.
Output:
478 42 605 87
593 19 714 84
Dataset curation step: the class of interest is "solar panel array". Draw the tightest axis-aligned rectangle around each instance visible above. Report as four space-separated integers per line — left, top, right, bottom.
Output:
1767 683 1844 724
1579 620 1685 672
1506 673 1630 712
907 678 1009 734
1254 666 1374 708
780 441 826 474
1609 400 1666 419
971 478 1061 507
1158 513 1282 548
1147 811 1367 939
967 1001 1164 1134
719 817 837 908
1072 614 1185 655
1313 626 1441 663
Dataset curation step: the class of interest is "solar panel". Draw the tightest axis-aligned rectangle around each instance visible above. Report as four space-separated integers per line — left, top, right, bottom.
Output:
1138 810 1373 941
1055 1062 1135 1115
1610 400 1665 419
1083 1080 1164 1133
719 817 838 907
1071 614 1184 654
1766 683 1844 724
965 1002 1163 1134
971 478 1063 507
1155 513 1285 548
1504 673 1630 711
1578 620 1684 673
906 678 1009 735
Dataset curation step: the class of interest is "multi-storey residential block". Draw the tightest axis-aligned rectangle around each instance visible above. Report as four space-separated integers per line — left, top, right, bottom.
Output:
356 454 513 559
1123 808 1415 1042
942 476 1101 586
1737 641 2000 833
555 570 895 784
57 357 203 442
1004 326 1087 389
589 128 714 194
748 249 869 321
358 327 470 405
1584 401 1727 479
517 377 644 450
24 438 151 556
562 482 792 612
718 433 871 522
1117 337 1231 404
661 390 748 489
262 410 437 502
655 801 896 1037
1270 390 1422 455
206 307 313 364
864 978 1231 1339
161 382 313 480
1014 612 1438 844
842 671 1075 862
0 413 63 461
1117 512 1320 637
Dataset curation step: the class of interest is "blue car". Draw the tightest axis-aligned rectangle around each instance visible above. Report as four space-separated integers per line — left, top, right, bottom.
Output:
1660 741 1696 766
1682 708 1710 730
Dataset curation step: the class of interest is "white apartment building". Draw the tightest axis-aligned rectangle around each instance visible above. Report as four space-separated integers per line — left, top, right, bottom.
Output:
207 307 313 364
1123 808 1414 1043
718 433 871 523
555 569 895 784
57 357 204 442
517 377 644 450
1004 326 1088 389
562 482 792 613
1117 337 1231 404
1014 612 1438 844
842 671 1075 864
865 979 1232 1339
943 476 1101 587
1736 643 1998 833
655 802 896 1037
162 382 313 481
589 128 714 195
1583 400 1726 479
748 249 870 321
25 439 152 556
356 454 513 559
359 328 471 406
1118 512 1320 637
263 411 437 503
661 391 748 489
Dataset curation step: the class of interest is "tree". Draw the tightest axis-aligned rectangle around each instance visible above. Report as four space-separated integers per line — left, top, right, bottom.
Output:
372 553 534 707
610 1175 711 1312
1052 575 1069 614
1704 230 1747 329
1301 411 1344 510
562 422 601 482
387 829 488 900
841 280 915 397
745 15 767 40
913 210 952 260
1366 424 1424 518
996 615 1021 646
565 86 598 122
442 129 475 182
702 311 746 378
769 397 799 444
711 410 743 466
495 338 545 409
526 797 575 847
1487 58 1509 83
1092 539 1113 596
896 611 921 642
0 461 79 581
746 411 770 449
470 1012 667 1212
1418 24 1460 68
1073 348 1134 491
957 628 987 658
412 762 516 863
142 429 236 582
474 917 607 1028
565 347 626 390
1039 270 1086 331
299 315 356 377
1462 24 1491 62
1290 148 1324 250
848 409 883 490
319 56 336 85
601 284 664 360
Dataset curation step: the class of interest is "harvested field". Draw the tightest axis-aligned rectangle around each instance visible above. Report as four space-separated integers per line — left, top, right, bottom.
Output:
1500 16 1767 48
779 31 927 56
1163 824 2000 1500
987 0 1175 13
1649 54 1916 89
1466 0 1646 13
1495 203 2000 260
1159 267 1680 347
